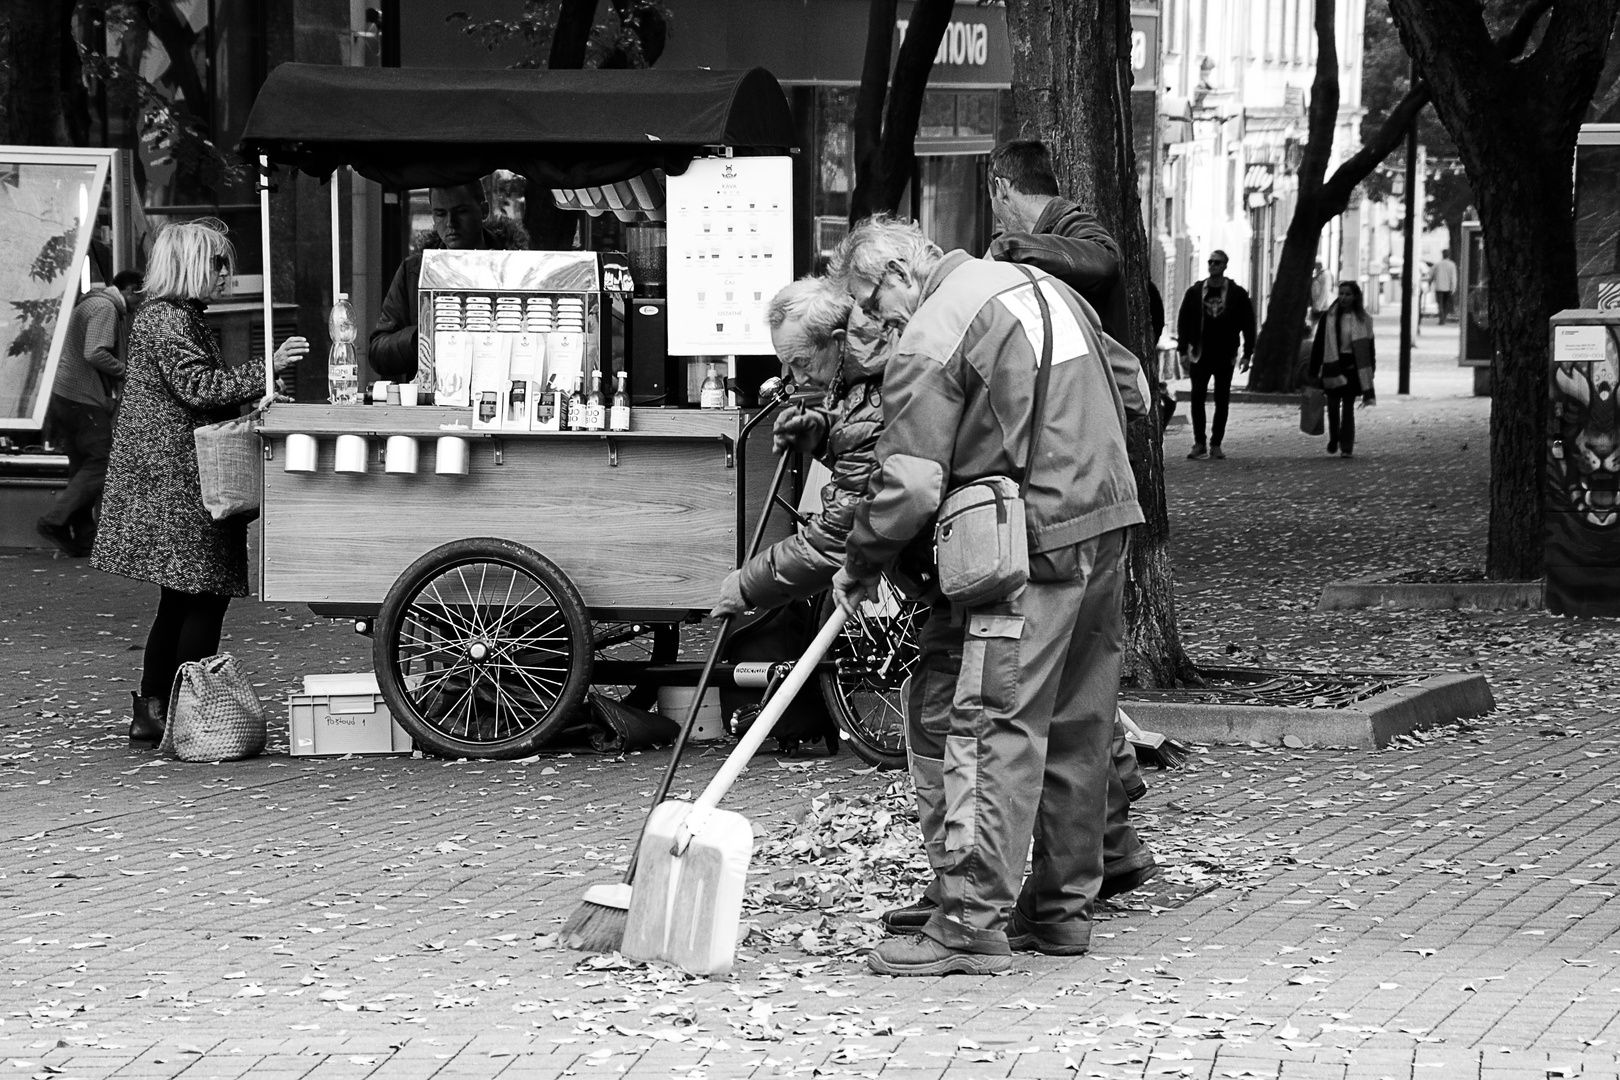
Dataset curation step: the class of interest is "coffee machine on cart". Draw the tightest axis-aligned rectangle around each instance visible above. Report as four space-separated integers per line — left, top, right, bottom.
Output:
238 65 916 766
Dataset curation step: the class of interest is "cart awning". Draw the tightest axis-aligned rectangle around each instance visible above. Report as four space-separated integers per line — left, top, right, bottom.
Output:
238 64 797 189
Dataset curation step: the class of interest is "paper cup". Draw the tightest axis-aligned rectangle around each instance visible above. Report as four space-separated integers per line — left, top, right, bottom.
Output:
435 436 470 475
370 380 391 404
385 436 419 474
398 383 419 407
334 434 369 474
283 433 317 474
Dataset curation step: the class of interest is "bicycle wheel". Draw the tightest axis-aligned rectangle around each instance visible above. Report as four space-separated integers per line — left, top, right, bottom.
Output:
817 580 924 770
374 538 593 759
592 620 679 709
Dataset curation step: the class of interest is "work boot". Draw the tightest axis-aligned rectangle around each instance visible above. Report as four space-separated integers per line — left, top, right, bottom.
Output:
1005 925 1089 957
881 896 937 935
867 935 1010 977
129 692 166 750
1099 859 1159 900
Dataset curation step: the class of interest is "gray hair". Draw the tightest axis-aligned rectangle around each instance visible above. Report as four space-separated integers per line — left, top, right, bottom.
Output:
831 213 942 290
766 277 853 362
144 217 234 303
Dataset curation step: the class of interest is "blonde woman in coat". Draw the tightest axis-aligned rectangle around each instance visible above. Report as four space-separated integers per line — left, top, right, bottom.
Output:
1309 281 1376 458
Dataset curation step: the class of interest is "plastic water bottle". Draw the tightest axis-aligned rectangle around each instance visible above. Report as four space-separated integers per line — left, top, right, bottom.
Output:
328 292 360 404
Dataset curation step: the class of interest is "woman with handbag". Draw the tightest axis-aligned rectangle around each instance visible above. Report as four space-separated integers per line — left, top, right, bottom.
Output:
1309 281 1376 458
92 219 308 748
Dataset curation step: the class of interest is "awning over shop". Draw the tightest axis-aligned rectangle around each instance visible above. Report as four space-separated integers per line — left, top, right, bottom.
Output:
238 64 797 189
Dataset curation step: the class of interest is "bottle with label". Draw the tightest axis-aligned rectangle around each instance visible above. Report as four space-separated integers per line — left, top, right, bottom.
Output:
327 292 361 404
699 362 726 410
609 371 631 431
568 374 589 431
583 368 606 431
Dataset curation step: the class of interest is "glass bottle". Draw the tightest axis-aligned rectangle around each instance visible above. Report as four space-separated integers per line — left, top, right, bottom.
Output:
584 368 606 431
609 371 631 431
569 374 589 431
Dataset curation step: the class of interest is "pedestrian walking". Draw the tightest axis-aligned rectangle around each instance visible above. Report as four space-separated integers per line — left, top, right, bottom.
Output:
92 219 308 749
1309 281 1376 458
36 270 144 557
1176 251 1255 460
1431 249 1458 324
831 215 1152 976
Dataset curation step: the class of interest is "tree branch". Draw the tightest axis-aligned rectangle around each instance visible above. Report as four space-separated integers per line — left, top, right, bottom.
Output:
548 0 600 69
874 0 955 210
849 0 897 222
1297 0 1340 192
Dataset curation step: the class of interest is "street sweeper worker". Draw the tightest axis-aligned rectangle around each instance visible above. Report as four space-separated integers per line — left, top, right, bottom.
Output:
831 214 1152 977
709 276 891 617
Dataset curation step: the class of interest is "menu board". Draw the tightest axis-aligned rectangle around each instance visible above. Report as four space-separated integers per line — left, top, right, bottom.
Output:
666 157 793 355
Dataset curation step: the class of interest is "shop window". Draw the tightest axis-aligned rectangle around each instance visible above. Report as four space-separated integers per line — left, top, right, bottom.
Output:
918 93 957 140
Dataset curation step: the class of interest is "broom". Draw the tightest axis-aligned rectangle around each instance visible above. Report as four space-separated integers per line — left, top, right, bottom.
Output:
1117 705 1191 769
560 450 794 954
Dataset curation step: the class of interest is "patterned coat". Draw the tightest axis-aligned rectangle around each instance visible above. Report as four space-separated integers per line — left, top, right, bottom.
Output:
93 298 263 596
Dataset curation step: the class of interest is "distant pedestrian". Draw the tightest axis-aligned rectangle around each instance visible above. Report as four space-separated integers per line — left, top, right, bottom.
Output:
36 271 144 557
1309 281 1376 458
1310 261 1335 317
93 219 308 749
1176 251 1255 460
1431 250 1458 324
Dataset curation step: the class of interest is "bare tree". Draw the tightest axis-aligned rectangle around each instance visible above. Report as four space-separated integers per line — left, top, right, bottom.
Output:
1003 0 1197 688
1385 0 1618 579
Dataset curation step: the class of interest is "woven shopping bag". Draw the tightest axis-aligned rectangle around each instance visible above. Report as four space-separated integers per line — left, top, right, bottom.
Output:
161 654 267 762
194 411 262 522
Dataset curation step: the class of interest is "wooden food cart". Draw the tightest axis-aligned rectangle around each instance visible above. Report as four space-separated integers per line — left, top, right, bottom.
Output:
238 65 917 765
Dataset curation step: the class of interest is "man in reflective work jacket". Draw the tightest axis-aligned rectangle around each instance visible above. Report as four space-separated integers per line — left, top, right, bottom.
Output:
832 216 1152 976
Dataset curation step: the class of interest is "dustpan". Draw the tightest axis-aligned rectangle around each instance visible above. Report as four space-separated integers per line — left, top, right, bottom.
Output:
622 608 848 975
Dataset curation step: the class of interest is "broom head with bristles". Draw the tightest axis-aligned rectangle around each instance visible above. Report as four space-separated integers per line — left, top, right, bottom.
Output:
1118 707 1192 769
560 882 632 953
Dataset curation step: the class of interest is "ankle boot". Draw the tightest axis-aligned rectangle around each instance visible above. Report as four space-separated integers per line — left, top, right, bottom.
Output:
129 691 166 750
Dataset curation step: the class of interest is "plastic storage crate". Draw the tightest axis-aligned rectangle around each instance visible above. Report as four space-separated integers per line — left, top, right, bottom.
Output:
288 673 413 756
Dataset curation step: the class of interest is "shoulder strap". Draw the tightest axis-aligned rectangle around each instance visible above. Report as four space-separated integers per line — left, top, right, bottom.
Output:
1016 266 1054 501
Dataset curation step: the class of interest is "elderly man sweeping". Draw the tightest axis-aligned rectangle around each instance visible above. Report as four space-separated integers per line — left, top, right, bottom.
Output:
831 215 1151 976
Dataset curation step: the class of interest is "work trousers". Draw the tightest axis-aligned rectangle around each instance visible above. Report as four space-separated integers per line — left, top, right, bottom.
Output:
906 528 1135 955
1189 357 1235 448
41 397 113 536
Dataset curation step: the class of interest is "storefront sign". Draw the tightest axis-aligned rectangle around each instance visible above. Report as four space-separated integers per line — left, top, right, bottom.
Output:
1130 7 1160 88
897 18 990 67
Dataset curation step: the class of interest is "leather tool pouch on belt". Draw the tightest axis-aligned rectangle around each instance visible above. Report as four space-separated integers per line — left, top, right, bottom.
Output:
934 267 1054 607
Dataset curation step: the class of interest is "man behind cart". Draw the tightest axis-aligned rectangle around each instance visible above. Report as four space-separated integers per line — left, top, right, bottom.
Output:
368 180 528 380
832 215 1150 977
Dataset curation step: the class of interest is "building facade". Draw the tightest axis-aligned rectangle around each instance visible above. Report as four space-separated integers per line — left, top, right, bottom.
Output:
1157 0 1365 322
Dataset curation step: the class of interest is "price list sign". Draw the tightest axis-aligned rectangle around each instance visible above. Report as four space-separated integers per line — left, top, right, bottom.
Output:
665 157 793 356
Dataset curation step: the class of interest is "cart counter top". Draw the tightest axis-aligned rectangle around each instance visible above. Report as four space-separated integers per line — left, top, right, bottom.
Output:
258 403 757 440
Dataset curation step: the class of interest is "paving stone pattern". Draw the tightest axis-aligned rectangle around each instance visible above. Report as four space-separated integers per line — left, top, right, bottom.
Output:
3 387 1619 1080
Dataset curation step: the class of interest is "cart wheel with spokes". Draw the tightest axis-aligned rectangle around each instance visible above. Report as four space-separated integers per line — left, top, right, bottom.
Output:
374 537 593 759
817 580 924 770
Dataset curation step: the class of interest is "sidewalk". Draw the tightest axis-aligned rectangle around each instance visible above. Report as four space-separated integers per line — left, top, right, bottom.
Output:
4 392 1619 1080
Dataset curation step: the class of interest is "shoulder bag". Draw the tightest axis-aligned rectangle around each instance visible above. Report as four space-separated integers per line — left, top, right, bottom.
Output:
194 403 264 522
933 267 1054 607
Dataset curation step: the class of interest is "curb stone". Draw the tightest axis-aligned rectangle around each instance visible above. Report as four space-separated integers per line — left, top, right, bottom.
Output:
1319 570 1543 611
1123 671 1496 749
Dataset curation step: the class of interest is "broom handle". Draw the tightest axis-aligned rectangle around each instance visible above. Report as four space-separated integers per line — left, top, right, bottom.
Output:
691 607 847 813
620 450 794 884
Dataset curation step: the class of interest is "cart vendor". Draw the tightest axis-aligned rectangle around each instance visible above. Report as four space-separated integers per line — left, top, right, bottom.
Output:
368 180 530 380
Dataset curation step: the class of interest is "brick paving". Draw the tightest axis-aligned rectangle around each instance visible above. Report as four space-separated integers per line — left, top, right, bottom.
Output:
4 357 1619 1078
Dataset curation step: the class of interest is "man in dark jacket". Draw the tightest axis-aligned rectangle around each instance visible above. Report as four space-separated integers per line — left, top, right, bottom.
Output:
1176 250 1256 460
37 271 143 556
369 181 512 381
985 140 1129 343
835 216 1153 976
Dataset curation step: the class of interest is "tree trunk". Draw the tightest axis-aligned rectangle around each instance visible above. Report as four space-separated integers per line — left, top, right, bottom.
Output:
1004 0 1197 688
1247 0 1338 393
549 0 602 69
1386 0 1618 580
848 0 953 222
